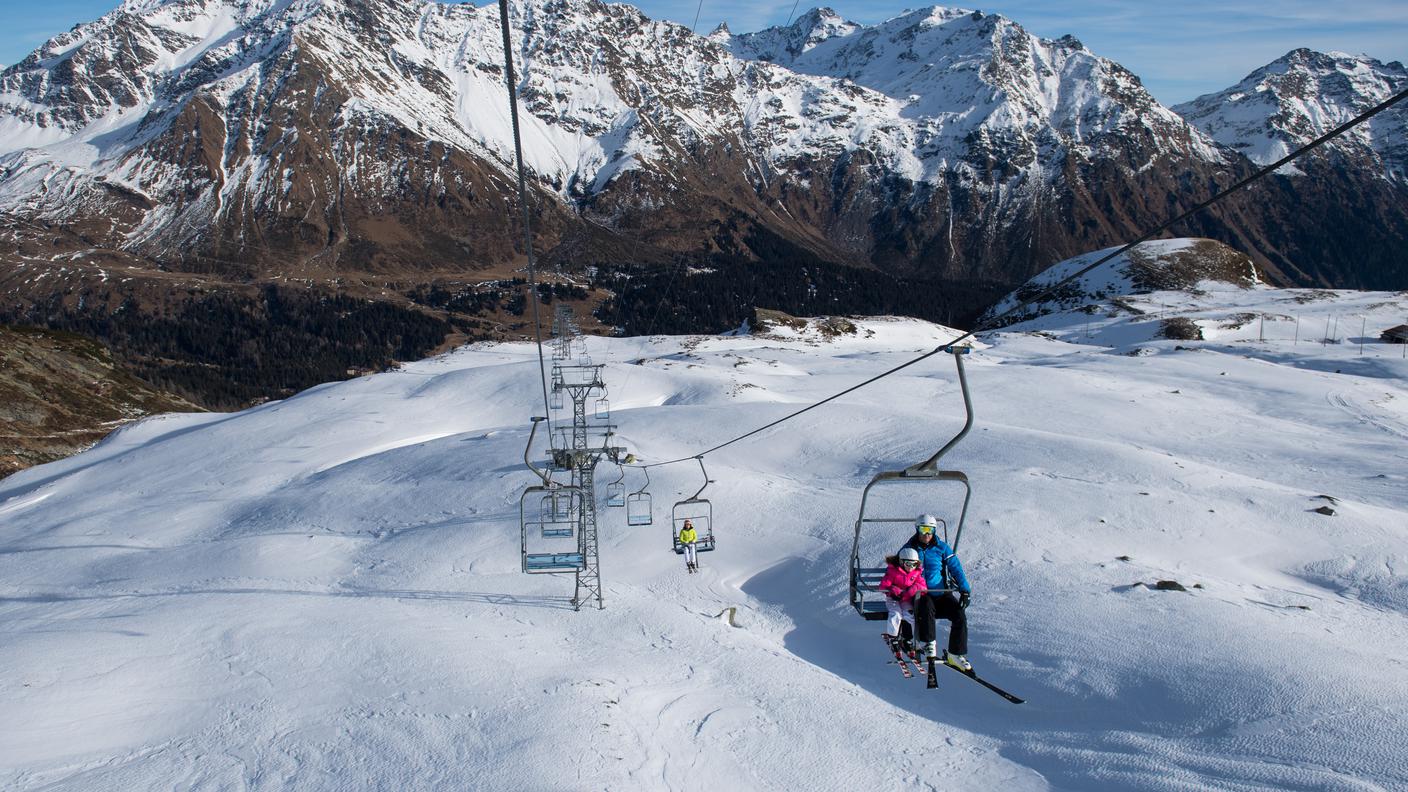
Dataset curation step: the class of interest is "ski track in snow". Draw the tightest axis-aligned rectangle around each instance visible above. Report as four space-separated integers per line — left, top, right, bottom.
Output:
2 299 1408 791
1327 390 1408 443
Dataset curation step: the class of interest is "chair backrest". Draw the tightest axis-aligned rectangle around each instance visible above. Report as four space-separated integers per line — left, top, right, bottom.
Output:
847 470 970 618
671 497 713 547
626 491 652 526
606 481 626 507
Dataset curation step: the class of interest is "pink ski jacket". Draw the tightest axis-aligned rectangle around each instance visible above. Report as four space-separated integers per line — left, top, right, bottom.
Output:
878 564 927 604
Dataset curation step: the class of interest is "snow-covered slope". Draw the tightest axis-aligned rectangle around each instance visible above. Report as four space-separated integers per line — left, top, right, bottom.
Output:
1174 48 1408 181
4 284 1408 789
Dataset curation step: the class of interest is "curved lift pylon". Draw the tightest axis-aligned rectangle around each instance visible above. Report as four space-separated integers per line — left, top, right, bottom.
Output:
626 467 653 526
849 346 973 620
672 456 717 554
520 417 587 574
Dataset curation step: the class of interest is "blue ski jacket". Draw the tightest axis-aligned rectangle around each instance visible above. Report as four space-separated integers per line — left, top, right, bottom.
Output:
903 533 971 594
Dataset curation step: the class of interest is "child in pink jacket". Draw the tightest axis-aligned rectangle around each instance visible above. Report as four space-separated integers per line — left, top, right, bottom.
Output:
879 547 927 642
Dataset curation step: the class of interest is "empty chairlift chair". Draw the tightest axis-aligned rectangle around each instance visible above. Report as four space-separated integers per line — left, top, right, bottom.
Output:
606 465 626 508
849 346 974 620
672 457 717 554
518 418 586 574
550 381 564 412
626 467 654 526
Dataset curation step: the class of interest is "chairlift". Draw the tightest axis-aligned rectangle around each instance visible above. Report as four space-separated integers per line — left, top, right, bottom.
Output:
519 417 585 574
594 397 610 421
606 465 626 508
849 347 973 620
626 467 653 526
672 457 716 554
541 489 579 534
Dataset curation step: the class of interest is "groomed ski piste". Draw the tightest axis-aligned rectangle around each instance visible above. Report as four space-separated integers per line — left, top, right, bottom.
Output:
3 249 1408 790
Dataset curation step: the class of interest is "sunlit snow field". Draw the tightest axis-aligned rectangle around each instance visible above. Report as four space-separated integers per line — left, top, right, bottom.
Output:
2 283 1407 791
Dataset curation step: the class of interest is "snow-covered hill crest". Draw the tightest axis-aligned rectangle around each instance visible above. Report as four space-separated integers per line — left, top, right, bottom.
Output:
981 237 1260 326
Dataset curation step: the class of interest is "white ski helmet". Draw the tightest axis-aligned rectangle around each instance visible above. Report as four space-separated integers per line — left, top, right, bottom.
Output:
916 513 939 531
898 547 921 563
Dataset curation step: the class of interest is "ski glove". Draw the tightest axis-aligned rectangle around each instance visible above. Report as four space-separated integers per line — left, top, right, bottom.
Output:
959 592 971 609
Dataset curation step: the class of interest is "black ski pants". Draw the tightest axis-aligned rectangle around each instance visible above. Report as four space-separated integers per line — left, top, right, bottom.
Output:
912 591 967 655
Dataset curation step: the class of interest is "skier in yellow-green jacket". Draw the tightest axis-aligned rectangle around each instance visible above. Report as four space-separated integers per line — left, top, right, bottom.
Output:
679 520 699 573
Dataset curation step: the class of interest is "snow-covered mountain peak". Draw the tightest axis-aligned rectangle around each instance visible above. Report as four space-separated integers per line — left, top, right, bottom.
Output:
2 0 1401 289
726 6 864 64
730 4 1219 174
1174 48 1408 179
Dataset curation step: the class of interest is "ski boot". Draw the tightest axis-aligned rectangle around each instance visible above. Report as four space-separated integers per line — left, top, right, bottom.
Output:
898 637 916 658
922 641 939 662
943 651 972 672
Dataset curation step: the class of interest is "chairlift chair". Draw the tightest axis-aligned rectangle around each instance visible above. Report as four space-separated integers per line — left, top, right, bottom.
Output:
672 457 717 553
541 489 579 535
594 397 610 421
626 467 653 526
521 485 586 574
518 418 585 574
606 465 626 508
849 347 974 620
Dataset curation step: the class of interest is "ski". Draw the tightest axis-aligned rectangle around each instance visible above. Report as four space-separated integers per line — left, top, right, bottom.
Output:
926 655 938 689
940 663 1025 704
882 635 914 679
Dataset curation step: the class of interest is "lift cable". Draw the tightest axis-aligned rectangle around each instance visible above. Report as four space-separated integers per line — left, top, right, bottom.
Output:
497 0 555 437
624 85 1408 471
784 0 801 26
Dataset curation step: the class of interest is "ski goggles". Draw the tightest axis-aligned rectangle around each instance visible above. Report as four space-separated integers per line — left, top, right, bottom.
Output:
899 559 920 567
917 524 936 534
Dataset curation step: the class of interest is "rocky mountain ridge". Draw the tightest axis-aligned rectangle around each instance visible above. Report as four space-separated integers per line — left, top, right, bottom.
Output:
0 1 1405 412
1175 48 1407 180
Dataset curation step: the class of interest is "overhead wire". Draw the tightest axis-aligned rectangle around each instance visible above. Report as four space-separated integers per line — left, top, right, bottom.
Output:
784 0 801 26
623 85 1408 471
497 0 554 438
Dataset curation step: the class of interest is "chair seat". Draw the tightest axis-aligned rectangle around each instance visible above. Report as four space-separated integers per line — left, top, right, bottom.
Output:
524 552 585 573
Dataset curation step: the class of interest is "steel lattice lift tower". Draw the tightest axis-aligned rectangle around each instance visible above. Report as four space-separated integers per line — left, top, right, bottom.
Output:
516 306 621 610
551 362 619 610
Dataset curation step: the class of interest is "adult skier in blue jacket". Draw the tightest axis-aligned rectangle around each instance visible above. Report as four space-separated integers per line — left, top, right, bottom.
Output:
903 513 973 672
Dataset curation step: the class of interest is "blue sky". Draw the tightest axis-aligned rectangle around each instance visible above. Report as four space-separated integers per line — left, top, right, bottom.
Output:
2 0 1404 104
